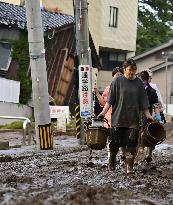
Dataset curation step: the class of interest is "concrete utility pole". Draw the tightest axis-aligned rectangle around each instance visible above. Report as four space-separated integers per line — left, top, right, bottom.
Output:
75 0 91 65
25 0 53 150
74 0 92 145
162 51 173 114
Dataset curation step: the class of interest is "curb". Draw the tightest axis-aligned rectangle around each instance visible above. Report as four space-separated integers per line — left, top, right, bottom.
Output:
0 129 23 133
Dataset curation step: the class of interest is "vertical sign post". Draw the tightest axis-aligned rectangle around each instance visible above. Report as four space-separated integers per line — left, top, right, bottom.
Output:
79 65 92 118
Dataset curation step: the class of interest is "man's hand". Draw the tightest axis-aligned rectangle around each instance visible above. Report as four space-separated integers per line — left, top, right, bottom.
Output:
93 87 99 94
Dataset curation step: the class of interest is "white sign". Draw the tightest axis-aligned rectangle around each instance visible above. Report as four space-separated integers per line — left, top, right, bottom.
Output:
0 77 20 103
92 68 98 89
49 106 69 123
79 65 92 118
164 104 173 116
57 113 66 133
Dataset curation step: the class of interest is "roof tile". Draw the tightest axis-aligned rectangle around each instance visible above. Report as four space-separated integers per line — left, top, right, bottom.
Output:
0 2 74 31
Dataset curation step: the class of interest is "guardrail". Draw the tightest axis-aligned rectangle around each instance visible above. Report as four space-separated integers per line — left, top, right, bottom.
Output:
0 116 32 146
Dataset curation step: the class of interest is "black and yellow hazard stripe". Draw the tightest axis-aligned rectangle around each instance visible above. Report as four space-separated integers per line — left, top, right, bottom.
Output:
38 123 53 150
75 104 80 139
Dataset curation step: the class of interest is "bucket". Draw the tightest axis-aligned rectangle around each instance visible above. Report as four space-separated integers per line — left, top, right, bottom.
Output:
141 122 166 147
85 126 108 150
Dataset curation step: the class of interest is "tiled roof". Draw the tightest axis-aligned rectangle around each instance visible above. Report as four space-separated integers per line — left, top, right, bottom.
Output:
0 2 74 31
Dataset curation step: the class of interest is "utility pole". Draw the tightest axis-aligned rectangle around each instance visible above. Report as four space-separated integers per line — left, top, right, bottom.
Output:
74 0 92 145
161 51 173 114
25 0 53 150
165 56 168 114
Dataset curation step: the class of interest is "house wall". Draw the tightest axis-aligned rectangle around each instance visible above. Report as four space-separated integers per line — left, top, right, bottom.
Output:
45 25 75 105
0 27 20 41
42 0 138 55
0 102 32 125
100 0 138 53
135 47 173 104
97 70 112 91
136 55 164 74
135 46 173 73
153 67 173 104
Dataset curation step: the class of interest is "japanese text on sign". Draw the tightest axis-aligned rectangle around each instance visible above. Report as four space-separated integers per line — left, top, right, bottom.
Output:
79 65 92 118
49 106 69 123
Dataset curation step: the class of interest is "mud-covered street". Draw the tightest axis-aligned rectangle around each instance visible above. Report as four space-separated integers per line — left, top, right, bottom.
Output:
0 123 173 205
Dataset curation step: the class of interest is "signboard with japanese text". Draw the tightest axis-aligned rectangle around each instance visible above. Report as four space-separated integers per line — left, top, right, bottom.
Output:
79 65 92 118
49 106 69 123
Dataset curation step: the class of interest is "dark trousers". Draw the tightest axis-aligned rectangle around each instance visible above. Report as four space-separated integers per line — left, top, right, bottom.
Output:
108 127 139 154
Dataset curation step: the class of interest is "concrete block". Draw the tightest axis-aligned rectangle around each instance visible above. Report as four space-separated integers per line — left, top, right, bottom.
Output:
0 140 9 150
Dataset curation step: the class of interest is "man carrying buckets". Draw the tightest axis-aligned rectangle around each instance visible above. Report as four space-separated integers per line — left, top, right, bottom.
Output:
98 58 153 174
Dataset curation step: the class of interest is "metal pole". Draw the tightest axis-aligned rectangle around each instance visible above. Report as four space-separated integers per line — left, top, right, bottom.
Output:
74 0 92 145
165 57 168 114
25 0 53 150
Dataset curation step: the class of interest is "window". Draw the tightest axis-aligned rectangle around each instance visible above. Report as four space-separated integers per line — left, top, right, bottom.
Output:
109 6 118 27
0 42 12 71
99 50 126 70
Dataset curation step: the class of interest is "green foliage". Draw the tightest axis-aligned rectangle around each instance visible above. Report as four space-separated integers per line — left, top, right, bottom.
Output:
11 31 32 104
66 118 75 129
0 121 23 129
137 0 173 54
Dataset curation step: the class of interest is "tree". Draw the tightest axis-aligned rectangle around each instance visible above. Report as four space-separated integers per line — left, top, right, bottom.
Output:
137 0 173 54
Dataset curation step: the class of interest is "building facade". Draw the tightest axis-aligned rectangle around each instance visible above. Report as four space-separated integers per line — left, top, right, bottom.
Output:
2 0 138 91
42 0 138 90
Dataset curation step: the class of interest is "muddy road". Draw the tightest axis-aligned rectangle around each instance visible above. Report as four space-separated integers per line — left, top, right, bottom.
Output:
0 123 173 205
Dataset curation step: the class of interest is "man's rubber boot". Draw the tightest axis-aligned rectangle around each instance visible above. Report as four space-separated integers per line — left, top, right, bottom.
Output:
108 151 117 171
126 153 135 174
145 147 153 163
119 147 126 162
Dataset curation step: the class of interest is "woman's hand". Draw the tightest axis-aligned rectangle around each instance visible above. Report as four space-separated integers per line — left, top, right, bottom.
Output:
93 87 99 95
144 109 154 121
97 102 111 118
97 111 105 118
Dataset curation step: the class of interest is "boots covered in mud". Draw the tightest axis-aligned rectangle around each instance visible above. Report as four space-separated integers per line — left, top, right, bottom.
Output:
126 152 135 174
108 149 118 171
119 147 126 163
145 147 154 163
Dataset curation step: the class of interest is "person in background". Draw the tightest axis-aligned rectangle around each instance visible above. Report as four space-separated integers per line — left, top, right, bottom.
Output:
153 103 164 124
138 70 159 163
94 68 126 163
98 58 153 174
146 69 166 124
138 71 158 116
94 67 123 128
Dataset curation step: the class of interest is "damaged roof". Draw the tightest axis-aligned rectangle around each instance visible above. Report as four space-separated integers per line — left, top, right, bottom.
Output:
0 2 74 31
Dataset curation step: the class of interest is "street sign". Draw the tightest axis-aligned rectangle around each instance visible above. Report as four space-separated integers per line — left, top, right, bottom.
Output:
49 106 69 123
79 65 92 118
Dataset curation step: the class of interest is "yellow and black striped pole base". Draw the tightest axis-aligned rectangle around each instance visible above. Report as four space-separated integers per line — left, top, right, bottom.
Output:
38 123 53 150
75 104 80 139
